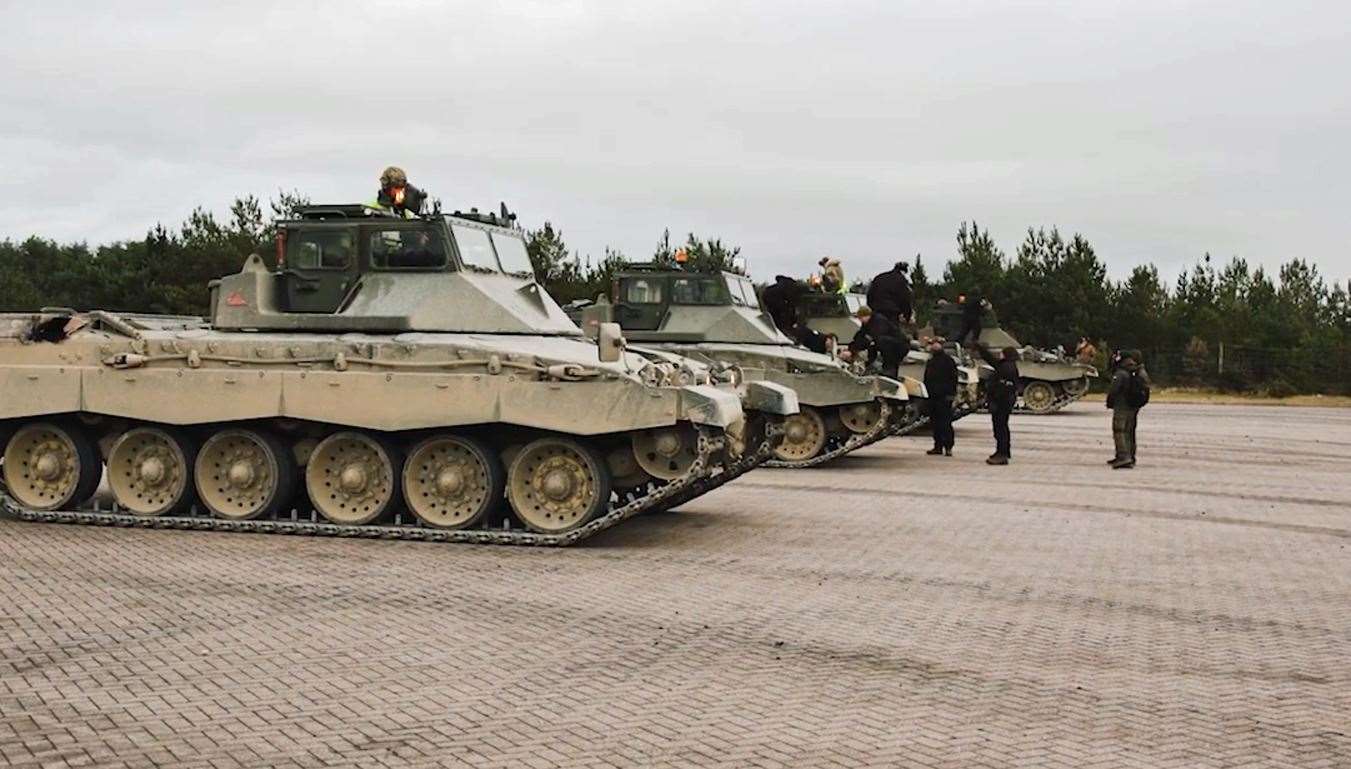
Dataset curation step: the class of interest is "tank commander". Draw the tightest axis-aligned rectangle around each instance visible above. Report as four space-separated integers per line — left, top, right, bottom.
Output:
372 166 427 217
842 305 907 379
818 257 846 294
866 261 914 327
1075 337 1098 365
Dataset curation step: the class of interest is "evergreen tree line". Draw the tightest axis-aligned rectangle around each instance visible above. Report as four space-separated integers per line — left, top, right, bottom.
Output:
2 199 1346 394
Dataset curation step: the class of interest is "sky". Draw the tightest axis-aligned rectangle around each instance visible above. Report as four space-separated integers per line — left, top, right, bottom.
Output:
2 0 1348 286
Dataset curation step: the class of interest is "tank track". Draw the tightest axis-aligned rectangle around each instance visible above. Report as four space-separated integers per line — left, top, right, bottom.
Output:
1010 387 1087 415
972 386 1088 415
1 428 760 547
763 401 927 470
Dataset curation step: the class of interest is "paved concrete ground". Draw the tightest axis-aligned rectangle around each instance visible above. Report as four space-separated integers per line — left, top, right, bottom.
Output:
2 403 1348 769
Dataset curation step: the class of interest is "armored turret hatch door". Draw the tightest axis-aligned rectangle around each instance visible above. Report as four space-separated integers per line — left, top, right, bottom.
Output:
614 275 666 330
281 223 361 313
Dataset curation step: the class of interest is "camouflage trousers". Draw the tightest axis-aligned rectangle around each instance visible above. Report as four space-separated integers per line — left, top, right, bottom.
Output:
1112 408 1139 461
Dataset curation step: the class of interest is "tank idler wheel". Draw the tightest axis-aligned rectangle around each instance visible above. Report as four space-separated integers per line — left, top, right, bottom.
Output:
632 424 699 480
196 428 297 520
507 438 611 534
403 435 503 529
2 421 102 511
1021 381 1058 414
307 432 403 525
1063 376 1090 397
773 406 828 462
108 427 197 516
839 401 884 434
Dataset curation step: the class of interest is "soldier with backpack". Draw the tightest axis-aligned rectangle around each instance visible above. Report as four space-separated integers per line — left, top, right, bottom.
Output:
1106 349 1151 469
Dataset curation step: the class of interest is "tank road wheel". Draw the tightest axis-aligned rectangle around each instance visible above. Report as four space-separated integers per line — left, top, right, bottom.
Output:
196 429 296 520
507 438 611 534
107 427 197 516
307 432 403 525
773 407 828 462
632 424 699 480
1021 381 1058 414
403 435 503 529
839 401 884 434
1063 376 1090 397
2 421 101 511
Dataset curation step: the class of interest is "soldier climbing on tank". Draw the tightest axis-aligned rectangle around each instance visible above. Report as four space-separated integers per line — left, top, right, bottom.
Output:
762 275 806 336
972 341 1019 465
844 306 908 379
957 291 990 345
866 261 914 327
923 336 958 456
371 166 427 217
1106 349 1150 469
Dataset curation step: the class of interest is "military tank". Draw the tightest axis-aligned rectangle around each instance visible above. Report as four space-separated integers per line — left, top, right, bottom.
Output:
570 264 925 468
0 204 798 546
929 300 1097 414
798 290 984 418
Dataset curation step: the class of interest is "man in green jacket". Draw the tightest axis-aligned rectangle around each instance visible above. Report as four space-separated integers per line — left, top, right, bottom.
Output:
1106 349 1151 469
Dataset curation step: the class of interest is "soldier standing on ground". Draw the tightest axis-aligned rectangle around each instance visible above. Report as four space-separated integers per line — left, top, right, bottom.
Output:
866 261 914 327
923 336 958 456
972 341 1019 465
1106 349 1151 469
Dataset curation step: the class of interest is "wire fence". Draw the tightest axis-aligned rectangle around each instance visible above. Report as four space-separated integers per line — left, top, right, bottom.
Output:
1125 343 1351 396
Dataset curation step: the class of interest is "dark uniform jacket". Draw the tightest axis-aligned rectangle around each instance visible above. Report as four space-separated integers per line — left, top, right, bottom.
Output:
761 276 803 335
975 344 1019 411
923 349 959 401
1107 360 1150 411
849 314 910 377
377 184 427 216
867 268 913 321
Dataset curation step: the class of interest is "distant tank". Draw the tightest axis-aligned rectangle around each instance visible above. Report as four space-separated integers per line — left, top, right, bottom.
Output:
798 290 984 418
928 300 1097 414
0 204 797 545
571 264 924 467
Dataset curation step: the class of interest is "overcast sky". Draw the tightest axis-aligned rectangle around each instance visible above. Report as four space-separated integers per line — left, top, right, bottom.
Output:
2 0 1348 286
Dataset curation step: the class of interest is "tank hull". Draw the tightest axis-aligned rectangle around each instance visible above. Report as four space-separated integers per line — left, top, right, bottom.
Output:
0 310 795 544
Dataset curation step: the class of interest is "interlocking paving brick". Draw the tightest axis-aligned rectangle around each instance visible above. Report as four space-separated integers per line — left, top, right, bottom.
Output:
1 403 1349 767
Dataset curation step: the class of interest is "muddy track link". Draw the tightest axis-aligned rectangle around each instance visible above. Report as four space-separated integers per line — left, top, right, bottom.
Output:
2 430 751 547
